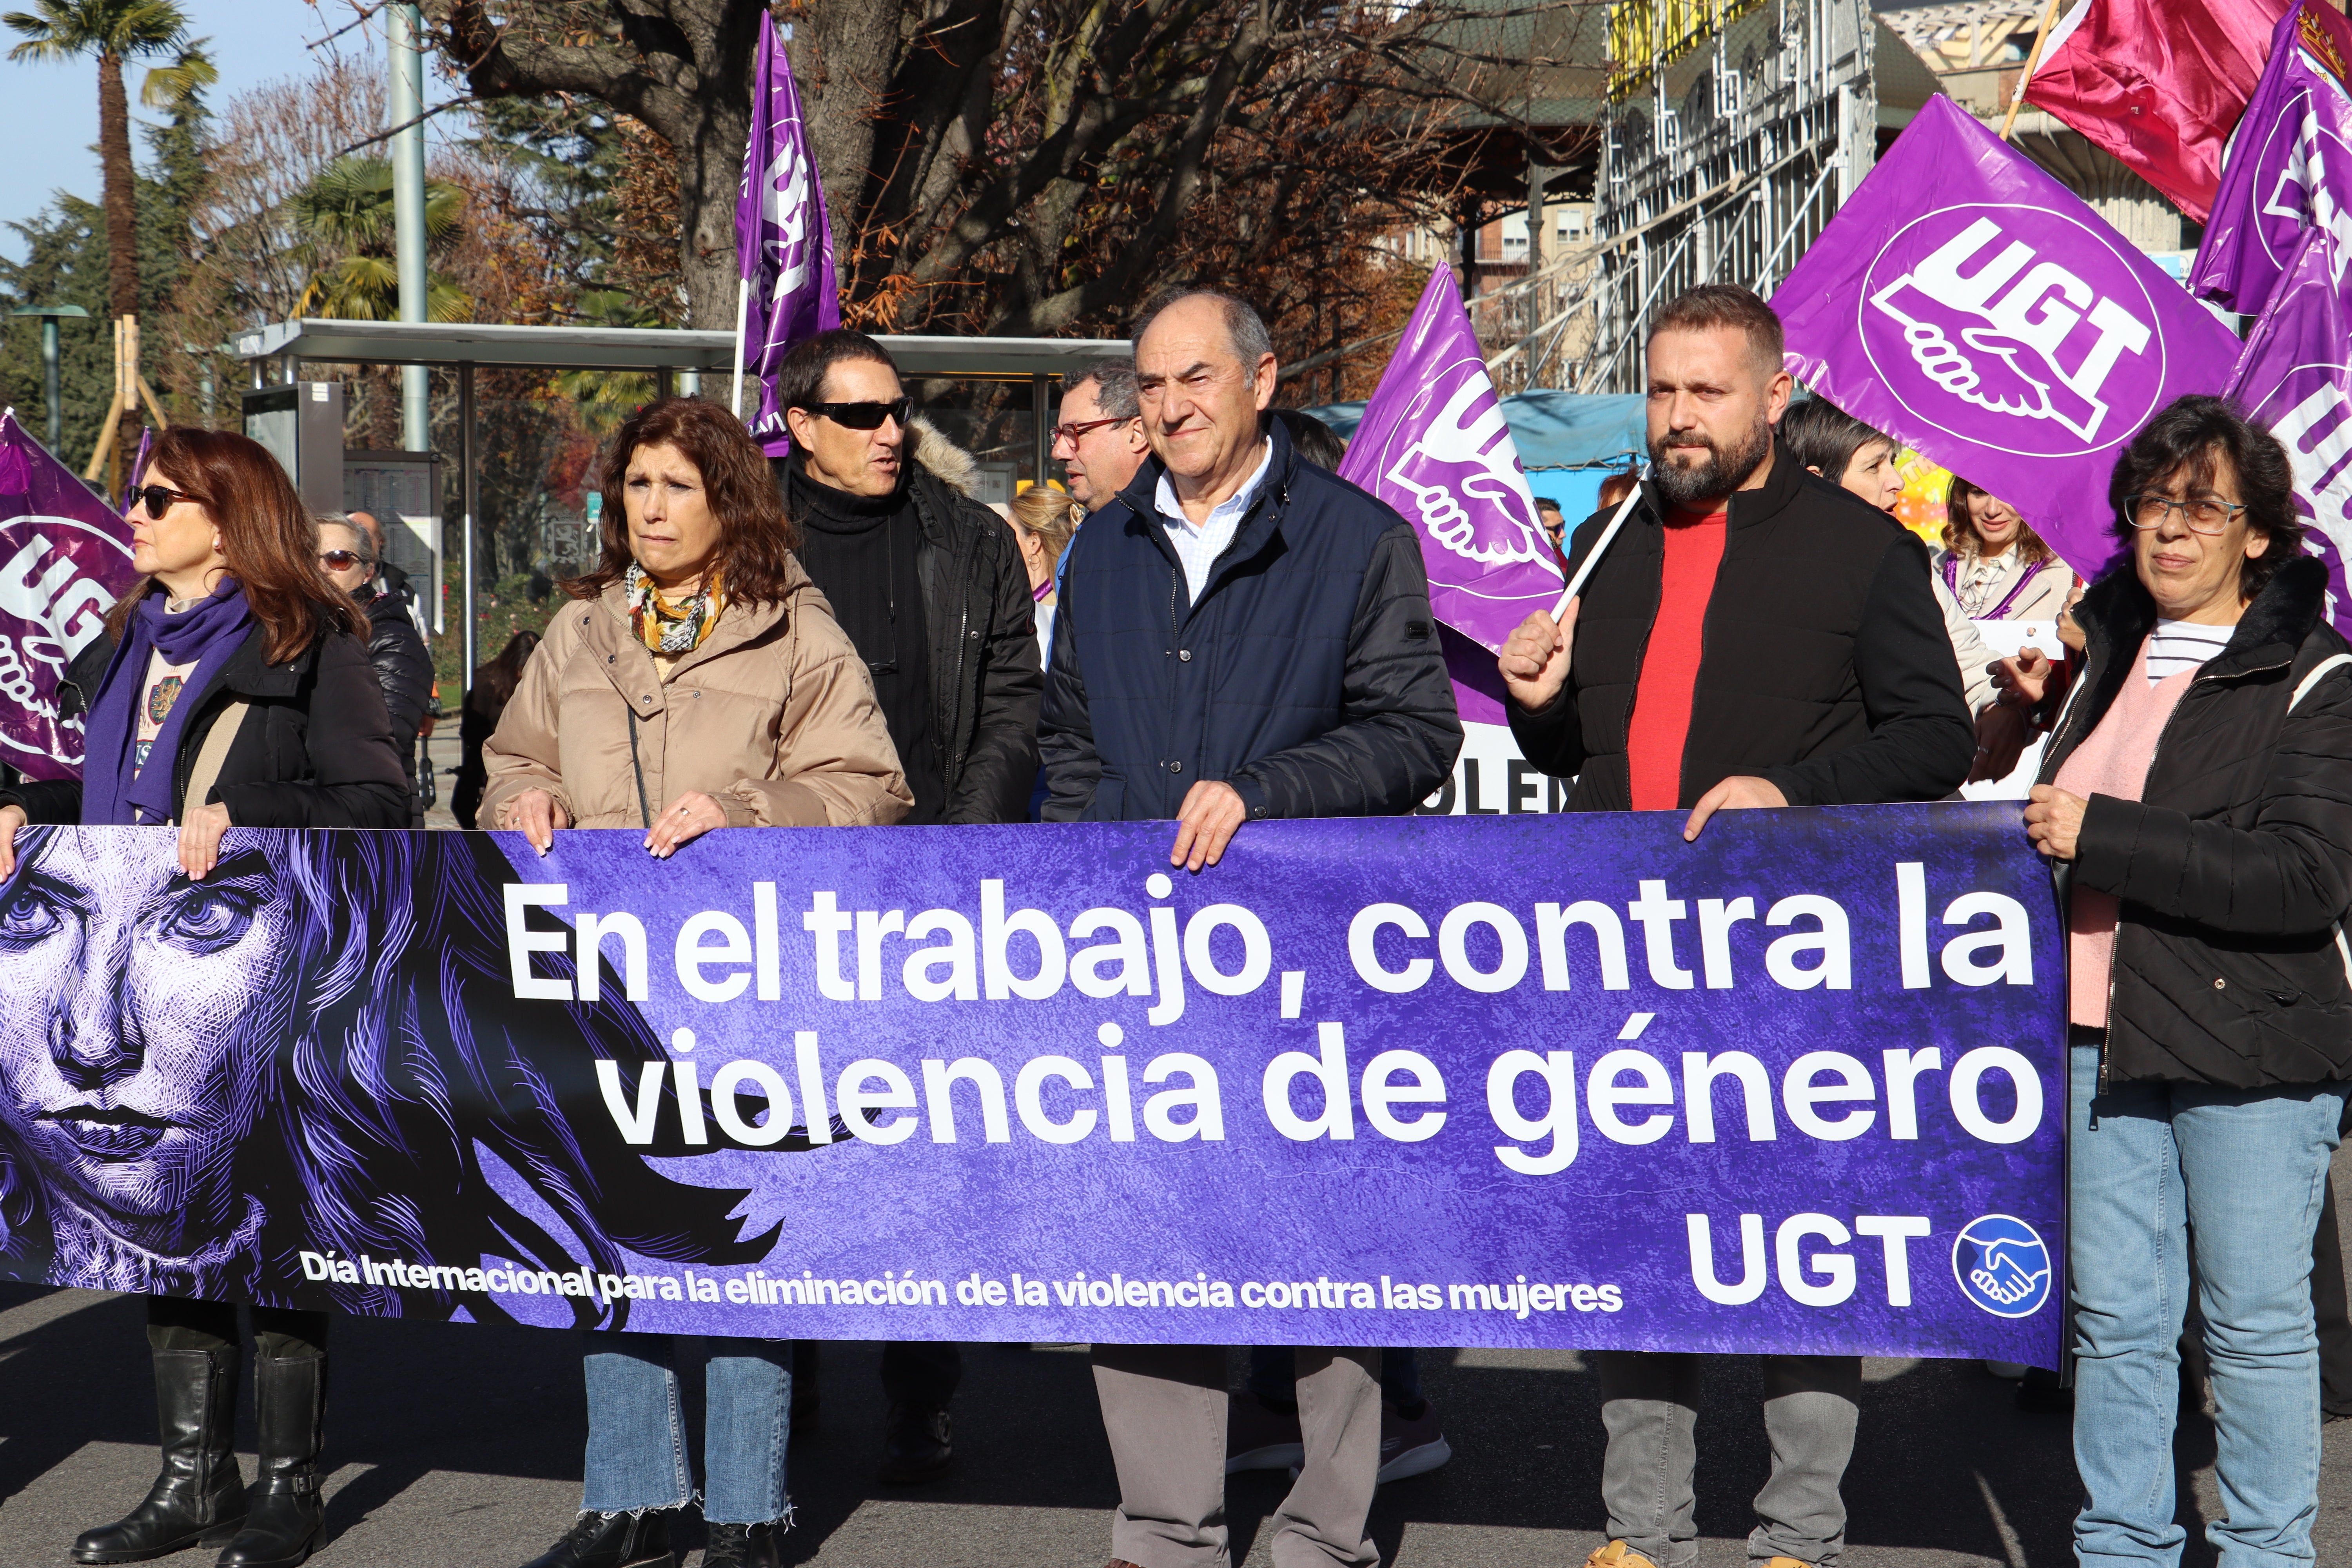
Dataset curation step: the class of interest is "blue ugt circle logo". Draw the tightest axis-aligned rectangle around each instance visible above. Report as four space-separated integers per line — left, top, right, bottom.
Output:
1951 1214 2052 1318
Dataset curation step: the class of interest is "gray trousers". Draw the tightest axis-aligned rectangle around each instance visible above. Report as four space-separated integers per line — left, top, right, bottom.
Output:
1597 1351 1860 1568
1091 1343 1381 1568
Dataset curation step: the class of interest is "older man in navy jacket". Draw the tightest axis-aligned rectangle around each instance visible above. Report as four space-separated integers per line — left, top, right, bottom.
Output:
1040 289 1460 1568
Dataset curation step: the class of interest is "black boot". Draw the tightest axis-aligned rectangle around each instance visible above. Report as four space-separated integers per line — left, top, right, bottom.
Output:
699 1522 779 1568
514 1511 676 1568
877 1401 953 1485
71 1347 246 1564
214 1349 326 1568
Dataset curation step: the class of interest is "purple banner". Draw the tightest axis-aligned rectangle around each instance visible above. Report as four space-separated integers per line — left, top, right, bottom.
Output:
734 13 840 458
0 809 2064 1363
1777 95 2241 579
2189 0 2352 318
1338 266 1564 653
0 410 138 780
2230 228 2352 641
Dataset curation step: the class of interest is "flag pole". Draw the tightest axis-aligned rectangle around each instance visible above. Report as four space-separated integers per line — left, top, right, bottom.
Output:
1549 464 1650 622
730 276 750 418
2000 0 2065 142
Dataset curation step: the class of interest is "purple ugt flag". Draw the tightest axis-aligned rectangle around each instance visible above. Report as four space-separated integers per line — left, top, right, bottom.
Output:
1777 95 2241 580
734 14 840 458
2230 228 2352 639
2190 0 2352 318
0 409 139 780
1337 265 1563 654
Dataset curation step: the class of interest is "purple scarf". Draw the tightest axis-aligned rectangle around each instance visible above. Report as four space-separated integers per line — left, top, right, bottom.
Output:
80 580 255 825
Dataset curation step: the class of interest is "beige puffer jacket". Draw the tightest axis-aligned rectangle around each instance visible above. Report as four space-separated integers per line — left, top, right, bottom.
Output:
478 560 912 830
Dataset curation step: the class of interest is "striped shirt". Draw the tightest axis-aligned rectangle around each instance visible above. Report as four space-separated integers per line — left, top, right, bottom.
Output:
2144 619 2233 684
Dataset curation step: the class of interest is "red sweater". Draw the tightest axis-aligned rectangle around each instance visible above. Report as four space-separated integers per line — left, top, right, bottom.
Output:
1626 506 1728 810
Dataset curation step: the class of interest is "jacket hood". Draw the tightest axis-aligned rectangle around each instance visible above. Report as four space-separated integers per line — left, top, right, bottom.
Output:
909 415 980 497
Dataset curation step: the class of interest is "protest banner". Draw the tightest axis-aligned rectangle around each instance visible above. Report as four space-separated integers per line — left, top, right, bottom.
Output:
2228 227 2352 642
0 409 138 780
731 12 839 455
1776 95 2241 579
1339 265 1565 654
0 808 2064 1365
2190 0 2352 319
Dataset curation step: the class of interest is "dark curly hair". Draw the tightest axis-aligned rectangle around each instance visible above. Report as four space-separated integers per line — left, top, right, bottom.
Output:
2107 395 2304 604
568 397 803 606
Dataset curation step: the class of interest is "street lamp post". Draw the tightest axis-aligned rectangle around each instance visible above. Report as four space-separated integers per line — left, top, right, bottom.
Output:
9 304 91 453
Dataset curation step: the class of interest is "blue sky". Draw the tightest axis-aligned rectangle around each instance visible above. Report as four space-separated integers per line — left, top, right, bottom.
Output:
0 0 380 264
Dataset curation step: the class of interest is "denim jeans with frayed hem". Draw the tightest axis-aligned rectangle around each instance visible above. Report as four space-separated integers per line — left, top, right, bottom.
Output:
2069 1042 2347 1566
581 1334 792 1525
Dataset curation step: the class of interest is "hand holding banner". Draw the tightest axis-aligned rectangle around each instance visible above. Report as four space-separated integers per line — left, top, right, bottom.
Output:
1777 96 2241 581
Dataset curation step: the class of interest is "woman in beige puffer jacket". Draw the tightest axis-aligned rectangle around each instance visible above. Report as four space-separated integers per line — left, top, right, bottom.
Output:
478 397 910 853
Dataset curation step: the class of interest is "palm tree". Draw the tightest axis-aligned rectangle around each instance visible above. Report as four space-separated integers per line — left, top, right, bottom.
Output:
3 0 198 323
290 156 473 322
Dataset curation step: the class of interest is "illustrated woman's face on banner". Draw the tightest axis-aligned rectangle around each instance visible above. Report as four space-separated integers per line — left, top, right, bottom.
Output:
0 830 293 1250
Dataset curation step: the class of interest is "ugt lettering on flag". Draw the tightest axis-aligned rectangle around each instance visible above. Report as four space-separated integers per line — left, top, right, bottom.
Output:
1336 265 1562 654
2230 228 2352 640
0 409 138 779
2190 0 2352 319
1775 95 2239 579
733 14 839 457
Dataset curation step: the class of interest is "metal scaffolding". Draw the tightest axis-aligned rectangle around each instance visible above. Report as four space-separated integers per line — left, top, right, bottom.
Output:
1579 0 1877 392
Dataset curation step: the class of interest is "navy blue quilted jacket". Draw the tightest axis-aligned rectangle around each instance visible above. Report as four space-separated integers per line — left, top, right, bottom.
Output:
1039 418 1462 823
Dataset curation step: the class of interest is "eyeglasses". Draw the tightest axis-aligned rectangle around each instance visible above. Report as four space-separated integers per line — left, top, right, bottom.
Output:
131 484 204 519
1049 415 1128 447
799 397 910 431
318 549 365 572
2125 494 2248 535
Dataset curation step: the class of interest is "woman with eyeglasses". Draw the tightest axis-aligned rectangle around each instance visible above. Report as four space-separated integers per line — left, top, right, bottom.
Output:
0 428 408 1568
488 397 909 1568
318 512 434 824
2019 397 2352 1566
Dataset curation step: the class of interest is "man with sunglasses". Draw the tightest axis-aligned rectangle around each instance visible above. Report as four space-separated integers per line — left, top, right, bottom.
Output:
1054 358 1150 512
772 328 1042 1489
1040 287 1460 1568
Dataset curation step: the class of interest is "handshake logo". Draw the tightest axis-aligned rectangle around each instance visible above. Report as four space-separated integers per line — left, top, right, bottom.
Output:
1951 1214 2052 1319
1862 208 2156 456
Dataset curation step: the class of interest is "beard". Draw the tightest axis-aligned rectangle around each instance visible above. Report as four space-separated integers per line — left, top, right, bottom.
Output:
1650 416 1772 509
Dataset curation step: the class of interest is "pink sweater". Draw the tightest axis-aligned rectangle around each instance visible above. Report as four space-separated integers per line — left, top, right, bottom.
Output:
2053 639 2197 1027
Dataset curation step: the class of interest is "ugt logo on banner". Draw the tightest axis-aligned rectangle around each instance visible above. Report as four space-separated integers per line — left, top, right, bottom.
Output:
1778 95 2240 579
2192 0 2352 317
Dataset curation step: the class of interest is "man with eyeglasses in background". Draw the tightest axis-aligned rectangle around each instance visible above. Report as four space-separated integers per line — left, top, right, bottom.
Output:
769 331 1042 1487
1053 357 1150 513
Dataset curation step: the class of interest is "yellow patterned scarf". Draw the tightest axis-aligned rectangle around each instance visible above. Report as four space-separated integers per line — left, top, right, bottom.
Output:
624 561 725 654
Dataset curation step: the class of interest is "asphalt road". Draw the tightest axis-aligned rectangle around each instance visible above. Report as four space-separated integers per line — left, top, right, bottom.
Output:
16 737 2304 1566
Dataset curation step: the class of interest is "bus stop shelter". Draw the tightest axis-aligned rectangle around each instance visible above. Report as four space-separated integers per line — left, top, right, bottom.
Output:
230 319 1129 677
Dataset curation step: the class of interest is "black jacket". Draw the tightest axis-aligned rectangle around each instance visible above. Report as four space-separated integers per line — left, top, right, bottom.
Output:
358 584 434 744
779 456 1044 826
2 622 412 829
1040 417 1462 823
1508 444 1974 809
904 463 1044 824
2039 555 2352 1088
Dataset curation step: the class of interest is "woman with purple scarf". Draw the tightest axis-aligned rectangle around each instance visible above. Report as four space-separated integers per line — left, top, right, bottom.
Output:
0 427 407 1568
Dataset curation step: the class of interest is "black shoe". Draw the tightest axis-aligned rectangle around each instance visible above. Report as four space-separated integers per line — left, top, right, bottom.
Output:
214 1351 326 1568
700 1521 780 1568
878 1401 953 1485
514 1510 676 1568
72 1346 247 1564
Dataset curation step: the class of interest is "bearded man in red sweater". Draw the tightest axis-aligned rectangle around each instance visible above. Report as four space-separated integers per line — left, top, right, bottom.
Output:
1497 284 1973 1568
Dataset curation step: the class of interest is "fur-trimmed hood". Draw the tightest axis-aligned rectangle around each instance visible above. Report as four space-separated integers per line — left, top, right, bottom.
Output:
909 414 980 497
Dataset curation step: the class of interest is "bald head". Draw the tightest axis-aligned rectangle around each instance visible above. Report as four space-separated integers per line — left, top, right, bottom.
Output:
1135 294 1278 498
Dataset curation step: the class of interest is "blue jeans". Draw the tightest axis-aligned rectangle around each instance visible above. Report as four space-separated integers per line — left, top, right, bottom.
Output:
2069 1042 2346 1565
581 1334 792 1525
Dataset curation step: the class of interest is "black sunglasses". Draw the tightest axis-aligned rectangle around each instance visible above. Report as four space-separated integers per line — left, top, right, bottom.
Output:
799 398 911 431
131 484 205 519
